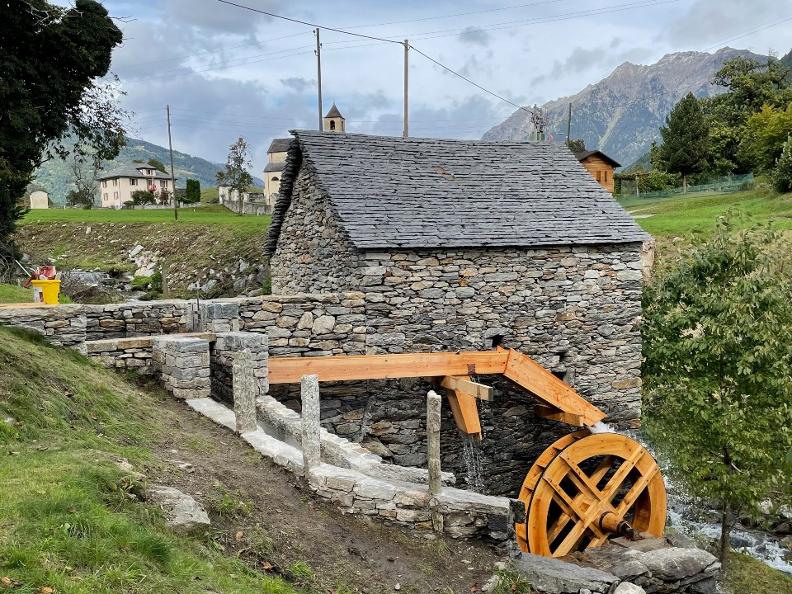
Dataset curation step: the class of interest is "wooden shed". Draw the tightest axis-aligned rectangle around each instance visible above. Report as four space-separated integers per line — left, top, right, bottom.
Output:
575 150 621 194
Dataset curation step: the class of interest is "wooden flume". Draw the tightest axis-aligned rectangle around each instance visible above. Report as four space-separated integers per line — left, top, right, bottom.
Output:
268 347 666 556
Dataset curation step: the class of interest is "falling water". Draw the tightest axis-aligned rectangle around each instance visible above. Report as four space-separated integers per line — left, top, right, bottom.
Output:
461 435 485 492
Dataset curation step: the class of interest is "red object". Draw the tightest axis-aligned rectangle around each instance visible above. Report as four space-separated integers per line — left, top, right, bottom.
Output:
22 265 57 288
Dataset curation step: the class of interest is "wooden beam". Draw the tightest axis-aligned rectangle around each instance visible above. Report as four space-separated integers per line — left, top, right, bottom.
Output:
535 405 584 427
503 349 606 426
268 351 509 384
439 375 494 401
446 390 482 440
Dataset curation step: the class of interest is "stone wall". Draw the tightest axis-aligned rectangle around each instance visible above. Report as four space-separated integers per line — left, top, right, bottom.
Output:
270 165 362 294
83 300 191 340
152 336 211 400
210 331 268 405
0 305 86 350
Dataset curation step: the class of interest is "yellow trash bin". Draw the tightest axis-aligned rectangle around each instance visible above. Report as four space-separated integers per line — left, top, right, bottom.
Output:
30 279 61 305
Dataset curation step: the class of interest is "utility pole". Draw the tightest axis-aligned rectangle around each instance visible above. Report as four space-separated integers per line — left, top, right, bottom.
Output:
566 102 572 144
315 28 323 131
403 39 409 138
166 104 178 221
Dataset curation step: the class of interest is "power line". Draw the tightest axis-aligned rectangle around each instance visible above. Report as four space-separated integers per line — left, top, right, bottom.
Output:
214 0 403 45
407 44 534 116
702 15 792 52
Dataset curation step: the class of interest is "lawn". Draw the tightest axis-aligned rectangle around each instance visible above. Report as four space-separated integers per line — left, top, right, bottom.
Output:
21 204 270 232
0 327 302 594
0 283 32 304
618 189 792 238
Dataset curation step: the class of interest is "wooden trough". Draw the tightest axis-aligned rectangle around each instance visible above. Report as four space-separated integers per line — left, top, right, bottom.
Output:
268 347 666 557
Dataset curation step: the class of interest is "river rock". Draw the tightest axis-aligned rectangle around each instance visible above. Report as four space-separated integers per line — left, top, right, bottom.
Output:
149 485 210 533
613 583 646 594
635 547 718 581
512 553 618 593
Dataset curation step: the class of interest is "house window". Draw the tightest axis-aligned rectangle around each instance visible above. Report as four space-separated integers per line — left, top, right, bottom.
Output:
130 178 137 186
330 120 336 131
596 171 602 182
271 176 279 182
113 191 118 199
159 180 166 188
112 178 118 186
103 193 108 200
102 180 107 188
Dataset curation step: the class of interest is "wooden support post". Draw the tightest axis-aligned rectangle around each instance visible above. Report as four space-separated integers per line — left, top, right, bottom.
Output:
440 375 493 401
233 350 257 434
301 374 321 470
427 389 444 532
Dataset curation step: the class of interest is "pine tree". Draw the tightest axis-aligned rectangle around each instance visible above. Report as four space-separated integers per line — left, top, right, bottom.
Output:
658 93 710 192
184 179 201 204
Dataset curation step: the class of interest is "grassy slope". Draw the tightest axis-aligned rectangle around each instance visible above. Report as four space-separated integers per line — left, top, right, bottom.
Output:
618 189 792 238
15 205 271 297
0 284 32 303
0 327 300 594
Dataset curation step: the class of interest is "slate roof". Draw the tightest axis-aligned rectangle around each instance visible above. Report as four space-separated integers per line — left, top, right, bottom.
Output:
267 138 292 154
263 161 286 173
265 131 649 255
97 164 172 181
574 150 621 168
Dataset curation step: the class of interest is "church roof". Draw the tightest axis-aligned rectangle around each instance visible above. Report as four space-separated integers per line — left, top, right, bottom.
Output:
324 103 344 119
265 131 649 255
267 138 292 154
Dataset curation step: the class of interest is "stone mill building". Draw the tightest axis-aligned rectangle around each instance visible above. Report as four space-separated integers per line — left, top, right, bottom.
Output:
265 131 650 496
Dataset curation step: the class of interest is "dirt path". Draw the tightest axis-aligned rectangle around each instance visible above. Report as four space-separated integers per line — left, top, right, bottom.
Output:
149 395 503 594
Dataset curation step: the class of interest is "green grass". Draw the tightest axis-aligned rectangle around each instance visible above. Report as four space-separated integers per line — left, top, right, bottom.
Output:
0 283 33 304
0 327 302 594
21 204 270 231
618 189 792 237
724 552 792 594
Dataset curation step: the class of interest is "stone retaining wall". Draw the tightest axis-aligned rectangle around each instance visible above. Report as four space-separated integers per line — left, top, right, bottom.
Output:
210 331 268 405
0 305 87 350
152 336 211 399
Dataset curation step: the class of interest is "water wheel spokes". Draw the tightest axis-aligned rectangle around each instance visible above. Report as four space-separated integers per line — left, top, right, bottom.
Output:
515 432 666 557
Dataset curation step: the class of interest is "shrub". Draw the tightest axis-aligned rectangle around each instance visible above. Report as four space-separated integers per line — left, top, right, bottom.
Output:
773 136 792 193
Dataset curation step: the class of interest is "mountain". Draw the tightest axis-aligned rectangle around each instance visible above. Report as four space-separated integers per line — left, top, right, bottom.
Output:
32 136 263 203
482 47 767 168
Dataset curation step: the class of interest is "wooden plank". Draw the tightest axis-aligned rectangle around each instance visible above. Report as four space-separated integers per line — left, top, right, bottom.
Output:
446 390 482 440
535 405 584 427
503 349 605 426
440 375 494 401
268 351 509 384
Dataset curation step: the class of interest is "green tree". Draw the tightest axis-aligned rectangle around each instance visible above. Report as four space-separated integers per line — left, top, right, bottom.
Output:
216 137 253 215
0 0 124 261
657 93 710 192
566 139 586 153
131 189 155 207
774 136 792 193
184 178 201 204
643 217 792 570
738 104 792 172
147 158 167 173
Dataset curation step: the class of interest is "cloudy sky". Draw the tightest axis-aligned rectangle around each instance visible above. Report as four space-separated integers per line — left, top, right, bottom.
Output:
87 0 791 172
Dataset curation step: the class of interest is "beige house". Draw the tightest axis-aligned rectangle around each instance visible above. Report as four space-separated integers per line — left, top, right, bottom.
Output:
29 190 49 209
97 164 175 208
263 104 347 203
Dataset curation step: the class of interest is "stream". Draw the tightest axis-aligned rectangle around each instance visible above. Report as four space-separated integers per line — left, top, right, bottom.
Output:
631 430 792 575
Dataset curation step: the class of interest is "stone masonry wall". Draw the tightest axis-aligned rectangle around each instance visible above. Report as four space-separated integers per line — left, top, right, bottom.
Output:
210 331 268 405
270 165 362 294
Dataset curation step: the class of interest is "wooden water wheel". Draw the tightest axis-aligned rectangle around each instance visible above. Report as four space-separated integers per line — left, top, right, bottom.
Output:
515 431 666 557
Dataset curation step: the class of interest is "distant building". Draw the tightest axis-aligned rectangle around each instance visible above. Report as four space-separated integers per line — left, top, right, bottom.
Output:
28 190 49 209
263 104 347 205
96 164 175 208
574 150 620 194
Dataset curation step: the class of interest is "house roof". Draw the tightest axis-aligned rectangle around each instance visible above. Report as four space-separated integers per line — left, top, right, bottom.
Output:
263 161 286 173
324 103 344 119
574 150 621 168
265 131 648 255
267 138 292 154
96 164 173 181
